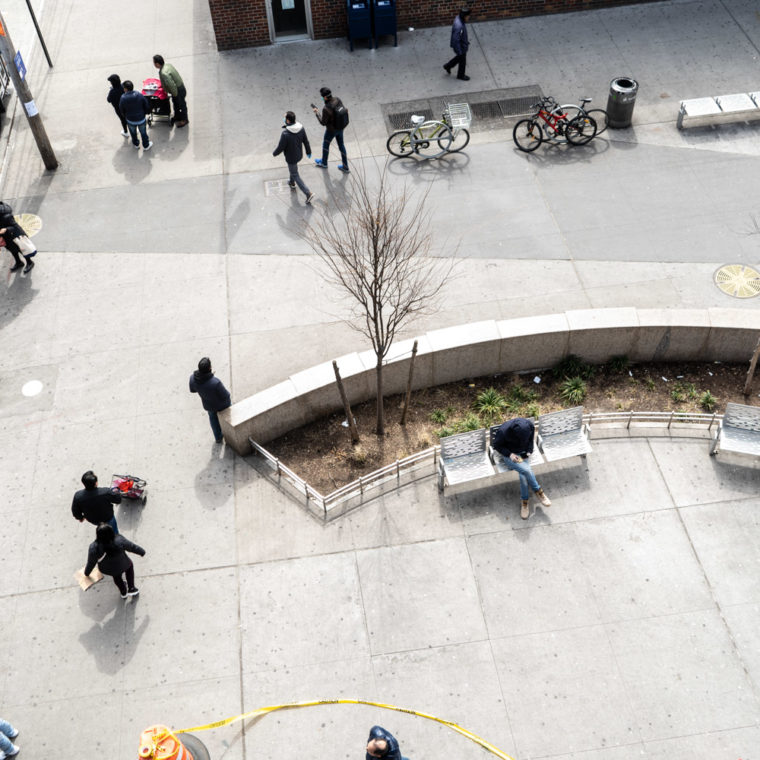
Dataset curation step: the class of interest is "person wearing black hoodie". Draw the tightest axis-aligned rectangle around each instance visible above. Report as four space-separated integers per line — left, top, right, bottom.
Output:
273 111 314 204
84 523 145 599
0 200 36 273
189 357 232 443
106 74 129 137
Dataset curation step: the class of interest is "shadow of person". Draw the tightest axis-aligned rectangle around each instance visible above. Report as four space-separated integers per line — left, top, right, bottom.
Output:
78 577 123 622
78 595 150 675
111 145 153 185
116 500 146 533
194 443 234 509
1 264 38 331
274 190 313 241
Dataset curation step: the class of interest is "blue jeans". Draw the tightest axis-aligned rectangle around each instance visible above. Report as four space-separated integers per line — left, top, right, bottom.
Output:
208 410 223 442
503 456 541 500
108 515 119 535
127 119 150 147
321 129 347 166
287 162 310 196
0 719 18 752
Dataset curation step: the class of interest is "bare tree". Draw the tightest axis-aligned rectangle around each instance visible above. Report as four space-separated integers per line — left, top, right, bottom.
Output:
305 166 454 435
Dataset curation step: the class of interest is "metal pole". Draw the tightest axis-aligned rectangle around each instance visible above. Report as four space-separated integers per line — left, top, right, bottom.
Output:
0 10 57 170
25 0 53 68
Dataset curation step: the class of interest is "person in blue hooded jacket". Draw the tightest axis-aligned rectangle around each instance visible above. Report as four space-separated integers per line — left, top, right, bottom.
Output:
189 357 231 443
443 8 471 81
365 726 407 760
492 416 552 520
119 80 153 151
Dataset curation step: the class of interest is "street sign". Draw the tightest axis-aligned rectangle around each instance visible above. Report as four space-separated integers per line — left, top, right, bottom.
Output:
14 50 25 79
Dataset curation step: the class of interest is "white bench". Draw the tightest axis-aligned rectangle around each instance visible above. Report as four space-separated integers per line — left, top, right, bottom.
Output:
437 428 494 491
710 402 760 458
536 406 592 463
677 92 760 130
438 410 590 491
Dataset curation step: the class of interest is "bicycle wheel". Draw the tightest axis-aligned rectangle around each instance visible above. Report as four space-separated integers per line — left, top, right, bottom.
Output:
565 114 597 145
413 121 451 158
387 130 414 157
447 127 470 152
586 108 609 135
513 119 544 152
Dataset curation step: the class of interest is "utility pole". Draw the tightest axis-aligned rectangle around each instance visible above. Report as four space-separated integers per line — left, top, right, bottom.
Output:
0 10 57 170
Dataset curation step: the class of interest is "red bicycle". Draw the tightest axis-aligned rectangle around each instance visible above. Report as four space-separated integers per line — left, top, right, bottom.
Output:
513 96 598 152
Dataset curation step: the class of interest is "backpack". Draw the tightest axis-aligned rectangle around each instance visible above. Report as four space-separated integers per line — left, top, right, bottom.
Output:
330 98 350 130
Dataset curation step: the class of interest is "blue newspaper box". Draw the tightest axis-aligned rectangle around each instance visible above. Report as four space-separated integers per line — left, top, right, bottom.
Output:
372 0 397 47
347 0 372 50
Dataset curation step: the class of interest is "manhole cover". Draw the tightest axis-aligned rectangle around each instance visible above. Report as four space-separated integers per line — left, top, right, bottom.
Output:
14 213 42 236
714 264 760 298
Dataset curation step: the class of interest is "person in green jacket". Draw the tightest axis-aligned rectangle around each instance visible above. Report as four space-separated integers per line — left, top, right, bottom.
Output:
153 54 188 127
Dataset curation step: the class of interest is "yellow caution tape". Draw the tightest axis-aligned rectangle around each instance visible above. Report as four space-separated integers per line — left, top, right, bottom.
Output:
174 698 515 760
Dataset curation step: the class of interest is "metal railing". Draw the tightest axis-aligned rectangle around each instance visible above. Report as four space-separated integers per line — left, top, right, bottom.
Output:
248 410 720 521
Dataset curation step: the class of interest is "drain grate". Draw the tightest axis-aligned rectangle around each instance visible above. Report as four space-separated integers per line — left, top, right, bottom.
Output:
264 179 293 196
382 85 543 134
714 263 760 298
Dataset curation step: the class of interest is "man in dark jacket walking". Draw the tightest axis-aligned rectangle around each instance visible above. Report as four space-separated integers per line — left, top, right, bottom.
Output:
119 80 153 151
273 111 314 204
72 470 122 533
443 8 471 81
189 357 232 443
492 417 552 520
84 523 145 599
365 726 405 760
312 87 350 173
107 74 129 137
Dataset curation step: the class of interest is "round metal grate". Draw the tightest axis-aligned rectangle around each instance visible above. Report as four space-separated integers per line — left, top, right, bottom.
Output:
14 213 42 237
714 263 760 298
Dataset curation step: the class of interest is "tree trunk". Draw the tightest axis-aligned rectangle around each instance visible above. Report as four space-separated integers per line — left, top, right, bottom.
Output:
375 359 385 435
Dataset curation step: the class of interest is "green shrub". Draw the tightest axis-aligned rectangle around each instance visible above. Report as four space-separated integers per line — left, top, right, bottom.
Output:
553 354 595 380
560 376 587 405
457 413 483 432
670 386 685 403
430 408 448 424
645 377 656 391
700 391 717 412
473 387 506 419
607 355 629 374
435 426 455 438
525 402 540 419
671 381 697 403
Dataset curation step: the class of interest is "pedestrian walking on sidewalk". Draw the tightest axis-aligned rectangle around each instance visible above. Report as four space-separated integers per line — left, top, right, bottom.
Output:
365 726 406 760
119 80 153 151
443 7 471 81
0 718 20 758
72 470 122 534
0 200 37 274
107 74 129 137
153 54 188 127
189 357 231 443
492 416 552 520
84 523 145 599
274 111 314 204
312 87 350 173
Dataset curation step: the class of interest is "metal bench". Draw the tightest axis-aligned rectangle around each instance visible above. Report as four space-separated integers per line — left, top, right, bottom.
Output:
536 406 592 463
488 424 544 473
710 402 760 457
677 92 760 130
437 428 494 491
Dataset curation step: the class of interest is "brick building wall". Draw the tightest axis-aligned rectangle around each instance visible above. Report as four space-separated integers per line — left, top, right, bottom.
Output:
209 0 661 50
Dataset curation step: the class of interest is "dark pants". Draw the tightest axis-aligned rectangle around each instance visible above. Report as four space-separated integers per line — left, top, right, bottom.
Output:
288 162 310 197
446 52 467 78
208 409 223 442
4 236 23 266
172 84 188 123
110 560 135 595
112 103 128 132
321 129 348 167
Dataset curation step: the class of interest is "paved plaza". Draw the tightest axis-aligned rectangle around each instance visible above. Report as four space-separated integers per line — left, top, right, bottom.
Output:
1 0 760 757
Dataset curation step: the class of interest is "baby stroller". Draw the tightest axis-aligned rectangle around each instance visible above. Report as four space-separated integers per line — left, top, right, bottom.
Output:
111 474 148 505
142 77 170 126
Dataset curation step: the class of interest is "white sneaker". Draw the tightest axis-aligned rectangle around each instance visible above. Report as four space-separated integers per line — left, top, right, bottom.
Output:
144 141 153 151
7 745 19 757
121 130 129 137
133 143 140 149
305 192 315 204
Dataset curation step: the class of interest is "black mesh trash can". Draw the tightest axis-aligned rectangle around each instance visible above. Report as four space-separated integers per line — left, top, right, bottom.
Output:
606 77 638 129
